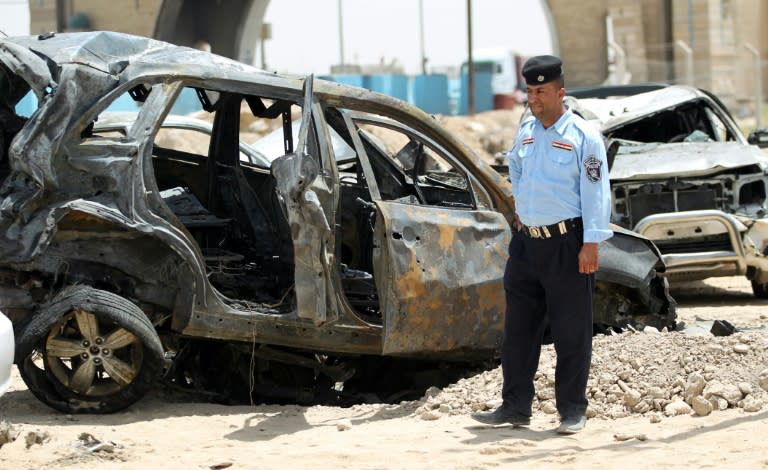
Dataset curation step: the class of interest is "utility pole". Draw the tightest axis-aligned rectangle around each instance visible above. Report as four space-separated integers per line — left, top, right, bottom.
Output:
419 0 427 75
56 0 68 32
466 0 475 116
337 0 345 66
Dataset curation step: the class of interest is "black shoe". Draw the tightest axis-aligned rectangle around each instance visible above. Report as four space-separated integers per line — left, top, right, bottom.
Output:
556 415 586 434
470 407 531 426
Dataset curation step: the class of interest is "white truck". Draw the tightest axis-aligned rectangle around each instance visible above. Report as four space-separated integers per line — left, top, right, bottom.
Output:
461 48 528 108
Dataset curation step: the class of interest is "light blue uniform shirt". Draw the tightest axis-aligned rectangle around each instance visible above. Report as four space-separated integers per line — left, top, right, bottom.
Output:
507 108 613 243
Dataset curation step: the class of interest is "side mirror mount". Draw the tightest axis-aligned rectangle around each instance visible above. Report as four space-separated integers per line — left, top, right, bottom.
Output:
747 127 768 148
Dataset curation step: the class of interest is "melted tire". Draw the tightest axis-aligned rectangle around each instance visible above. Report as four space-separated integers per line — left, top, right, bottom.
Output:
17 286 164 414
751 280 768 299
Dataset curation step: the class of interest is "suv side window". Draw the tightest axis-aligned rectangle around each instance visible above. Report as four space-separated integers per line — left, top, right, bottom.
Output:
354 119 474 209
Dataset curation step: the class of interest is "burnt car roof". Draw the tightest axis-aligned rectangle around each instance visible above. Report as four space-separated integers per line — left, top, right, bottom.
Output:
8 31 262 77
569 86 737 135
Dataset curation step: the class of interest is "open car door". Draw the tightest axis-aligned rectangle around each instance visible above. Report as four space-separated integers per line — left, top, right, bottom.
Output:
271 76 338 325
340 112 511 357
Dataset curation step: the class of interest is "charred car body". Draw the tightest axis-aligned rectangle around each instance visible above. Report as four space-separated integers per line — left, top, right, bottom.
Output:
0 32 672 413
567 85 768 296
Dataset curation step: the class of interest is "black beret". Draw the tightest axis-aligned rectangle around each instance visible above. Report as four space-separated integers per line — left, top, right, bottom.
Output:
522 55 563 85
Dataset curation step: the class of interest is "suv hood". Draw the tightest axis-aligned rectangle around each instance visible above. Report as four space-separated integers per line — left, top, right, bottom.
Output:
611 141 768 180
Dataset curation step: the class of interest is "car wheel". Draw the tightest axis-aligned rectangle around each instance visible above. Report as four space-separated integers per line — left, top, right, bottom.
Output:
751 280 768 298
17 286 164 414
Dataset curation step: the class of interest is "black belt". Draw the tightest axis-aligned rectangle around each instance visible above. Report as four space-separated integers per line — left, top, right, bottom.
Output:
520 217 582 239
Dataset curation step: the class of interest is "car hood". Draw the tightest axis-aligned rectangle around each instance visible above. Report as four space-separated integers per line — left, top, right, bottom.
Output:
611 141 768 180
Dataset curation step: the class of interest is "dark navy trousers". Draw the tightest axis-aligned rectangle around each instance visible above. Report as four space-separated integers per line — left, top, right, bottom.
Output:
500 225 594 419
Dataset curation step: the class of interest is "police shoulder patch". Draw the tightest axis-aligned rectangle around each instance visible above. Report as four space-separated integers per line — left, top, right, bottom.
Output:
584 156 602 183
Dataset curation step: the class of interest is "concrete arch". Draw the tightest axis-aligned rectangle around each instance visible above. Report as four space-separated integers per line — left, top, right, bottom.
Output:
151 1 566 76
154 0 270 65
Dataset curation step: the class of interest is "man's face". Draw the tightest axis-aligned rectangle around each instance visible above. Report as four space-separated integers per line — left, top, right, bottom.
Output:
526 81 565 124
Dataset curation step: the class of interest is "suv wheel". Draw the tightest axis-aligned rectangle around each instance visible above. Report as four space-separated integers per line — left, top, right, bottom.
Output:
17 286 164 414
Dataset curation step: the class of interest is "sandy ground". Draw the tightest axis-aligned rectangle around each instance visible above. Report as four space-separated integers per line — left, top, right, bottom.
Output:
0 276 766 470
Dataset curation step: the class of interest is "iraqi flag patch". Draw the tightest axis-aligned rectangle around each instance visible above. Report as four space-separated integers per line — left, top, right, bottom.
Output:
552 140 573 151
522 136 534 145
584 156 603 183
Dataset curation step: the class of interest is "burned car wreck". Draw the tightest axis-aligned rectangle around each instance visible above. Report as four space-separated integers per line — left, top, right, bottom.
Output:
0 32 672 413
567 85 768 296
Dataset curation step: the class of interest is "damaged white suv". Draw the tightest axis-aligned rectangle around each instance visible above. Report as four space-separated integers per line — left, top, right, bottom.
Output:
569 84 768 296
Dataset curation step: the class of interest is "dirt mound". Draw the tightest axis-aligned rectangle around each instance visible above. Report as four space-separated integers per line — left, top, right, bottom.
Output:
412 330 768 422
436 108 524 165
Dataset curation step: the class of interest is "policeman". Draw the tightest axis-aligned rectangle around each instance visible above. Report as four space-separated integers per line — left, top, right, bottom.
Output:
471 55 612 434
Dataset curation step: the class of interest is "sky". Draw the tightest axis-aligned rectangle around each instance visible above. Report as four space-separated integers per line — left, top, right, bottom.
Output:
0 0 555 75
260 0 555 74
0 0 29 37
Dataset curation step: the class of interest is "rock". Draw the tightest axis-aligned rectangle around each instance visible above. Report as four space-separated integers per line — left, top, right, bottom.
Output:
733 343 750 354
633 400 652 414
0 421 17 448
709 397 729 411
684 373 707 402
623 389 643 408
741 396 763 412
691 396 713 416
438 404 452 414
336 419 352 431
618 369 633 381
614 433 648 441
643 326 660 334
598 372 616 385
703 380 724 399
758 369 768 392
420 411 441 421
664 400 692 417
536 388 555 400
705 344 723 353
649 413 662 423
539 401 558 414
464 121 486 133
738 382 753 396
484 399 502 410
720 384 744 406
25 431 51 449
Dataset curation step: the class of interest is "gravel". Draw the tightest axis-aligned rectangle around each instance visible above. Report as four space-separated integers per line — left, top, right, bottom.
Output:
411 329 768 421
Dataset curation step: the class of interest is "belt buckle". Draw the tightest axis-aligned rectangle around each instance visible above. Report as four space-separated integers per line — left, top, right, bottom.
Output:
528 226 541 238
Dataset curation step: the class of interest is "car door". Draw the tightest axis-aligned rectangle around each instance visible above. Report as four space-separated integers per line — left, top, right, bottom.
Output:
341 113 510 356
271 76 339 326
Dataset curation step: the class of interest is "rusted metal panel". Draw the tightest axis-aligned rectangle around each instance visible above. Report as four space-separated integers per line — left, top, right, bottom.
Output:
374 202 510 357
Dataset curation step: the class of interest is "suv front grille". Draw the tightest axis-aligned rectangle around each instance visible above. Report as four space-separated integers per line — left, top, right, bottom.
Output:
652 233 733 254
628 189 718 227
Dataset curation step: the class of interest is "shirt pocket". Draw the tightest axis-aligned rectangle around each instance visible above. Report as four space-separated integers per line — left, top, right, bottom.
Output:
516 145 533 174
548 148 574 165
517 144 534 159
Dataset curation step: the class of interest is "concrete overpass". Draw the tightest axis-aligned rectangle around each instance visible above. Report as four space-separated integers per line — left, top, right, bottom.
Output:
154 0 269 65
29 0 768 98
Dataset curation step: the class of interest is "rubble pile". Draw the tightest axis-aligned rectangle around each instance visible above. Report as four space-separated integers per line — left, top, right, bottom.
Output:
437 109 523 165
412 330 768 421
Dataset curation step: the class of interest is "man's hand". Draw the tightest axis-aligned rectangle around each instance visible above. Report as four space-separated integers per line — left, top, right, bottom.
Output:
578 242 599 274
